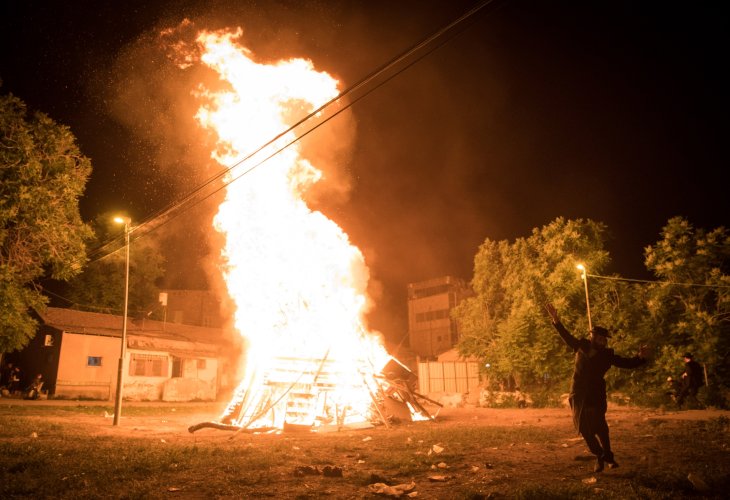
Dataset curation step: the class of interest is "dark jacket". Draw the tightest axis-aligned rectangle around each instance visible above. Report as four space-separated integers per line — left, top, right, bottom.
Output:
683 360 703 389
552 321 645 431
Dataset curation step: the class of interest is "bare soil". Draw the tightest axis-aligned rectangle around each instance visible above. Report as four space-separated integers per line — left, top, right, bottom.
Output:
2 400 729 498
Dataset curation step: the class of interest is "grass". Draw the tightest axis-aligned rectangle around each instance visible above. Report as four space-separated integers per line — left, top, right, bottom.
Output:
0 401 213 417
1 404 728 498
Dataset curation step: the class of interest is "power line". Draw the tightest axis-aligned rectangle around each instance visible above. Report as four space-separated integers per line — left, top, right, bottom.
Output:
587 273 730 289
82 0 500 265
42 287 123 314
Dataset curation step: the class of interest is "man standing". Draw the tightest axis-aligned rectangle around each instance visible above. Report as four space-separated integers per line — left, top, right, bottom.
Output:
544 303 649 473
677 353 703 408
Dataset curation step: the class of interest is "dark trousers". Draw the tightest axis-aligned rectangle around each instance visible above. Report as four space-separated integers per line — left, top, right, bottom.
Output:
677 384 699 407
579 407 613 462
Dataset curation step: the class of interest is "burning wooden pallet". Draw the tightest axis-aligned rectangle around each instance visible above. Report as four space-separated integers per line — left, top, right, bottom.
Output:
188 355 440 434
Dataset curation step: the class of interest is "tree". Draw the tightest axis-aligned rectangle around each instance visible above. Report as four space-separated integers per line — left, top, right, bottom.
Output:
0 92 92 352
64 213 166 318
454 217 611 391
644 217 730 405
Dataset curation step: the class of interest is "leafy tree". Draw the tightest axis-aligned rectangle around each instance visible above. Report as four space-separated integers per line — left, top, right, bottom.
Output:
0 92 92 352
644 217 730 405
454 217 611 391
586 277 657 402
64 213 166 318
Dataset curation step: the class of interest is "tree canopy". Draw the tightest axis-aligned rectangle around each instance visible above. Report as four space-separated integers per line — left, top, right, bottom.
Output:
642 217 730 404
64 213 166 319
454 217 610 391
453 216 730 407
1 92 92 352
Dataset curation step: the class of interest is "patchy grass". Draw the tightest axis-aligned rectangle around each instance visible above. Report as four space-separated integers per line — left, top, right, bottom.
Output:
0 403 728 498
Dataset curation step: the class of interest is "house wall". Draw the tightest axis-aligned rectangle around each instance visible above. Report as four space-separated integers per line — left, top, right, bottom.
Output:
12 310 227 401
124 348 170 401
55 332 119 400
125 350 220 401
162 357 219 401
53 339 221 402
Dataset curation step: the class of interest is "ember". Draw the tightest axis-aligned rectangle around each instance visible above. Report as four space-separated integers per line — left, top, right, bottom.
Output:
182 29 436 432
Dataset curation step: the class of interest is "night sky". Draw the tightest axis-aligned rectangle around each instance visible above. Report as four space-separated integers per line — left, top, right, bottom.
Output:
2 1 727 342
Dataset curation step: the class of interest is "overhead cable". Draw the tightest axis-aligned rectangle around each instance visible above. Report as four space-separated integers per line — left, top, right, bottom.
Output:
587 273 730 289
83 0 500 265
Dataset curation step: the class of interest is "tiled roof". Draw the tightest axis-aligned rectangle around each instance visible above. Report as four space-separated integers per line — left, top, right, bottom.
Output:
38 307 237 348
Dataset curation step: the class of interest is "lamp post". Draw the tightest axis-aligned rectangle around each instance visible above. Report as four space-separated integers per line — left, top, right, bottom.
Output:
576 263 592 331
113 216 131 426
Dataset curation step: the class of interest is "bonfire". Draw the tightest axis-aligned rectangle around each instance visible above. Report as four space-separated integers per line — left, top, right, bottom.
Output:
177 28 438 433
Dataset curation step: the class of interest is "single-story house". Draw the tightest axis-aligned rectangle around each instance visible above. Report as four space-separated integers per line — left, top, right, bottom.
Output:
6 307 241 402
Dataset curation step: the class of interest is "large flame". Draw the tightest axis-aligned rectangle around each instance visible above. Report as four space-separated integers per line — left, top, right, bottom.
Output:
192 29 400 429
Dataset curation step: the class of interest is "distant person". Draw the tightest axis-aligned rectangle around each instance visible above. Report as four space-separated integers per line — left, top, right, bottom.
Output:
7 366 22 396
544 303 649 473
514 387 528 408
677 353 703 408
24 373 44 400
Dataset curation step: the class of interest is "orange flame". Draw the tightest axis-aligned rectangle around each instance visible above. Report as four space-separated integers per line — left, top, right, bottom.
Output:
192 29 398 429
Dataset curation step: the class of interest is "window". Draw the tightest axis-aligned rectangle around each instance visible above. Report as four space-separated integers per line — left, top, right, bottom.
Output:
44 334 55 347
87 356 102 367
410 284 450 299
171 357 182 378
129 354 168 377
415 309 450 322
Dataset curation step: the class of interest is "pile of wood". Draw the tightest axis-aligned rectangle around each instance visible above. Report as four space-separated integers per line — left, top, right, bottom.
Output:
188 356 440 434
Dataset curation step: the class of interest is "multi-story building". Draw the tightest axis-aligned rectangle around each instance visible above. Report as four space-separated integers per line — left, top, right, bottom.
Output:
161 289 229 328
406 276 472 359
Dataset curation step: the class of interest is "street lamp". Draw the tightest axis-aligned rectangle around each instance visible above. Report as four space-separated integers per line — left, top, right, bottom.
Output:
576 263 592 331
113 216 131 426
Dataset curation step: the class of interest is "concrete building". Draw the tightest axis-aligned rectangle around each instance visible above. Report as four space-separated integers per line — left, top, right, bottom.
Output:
5 307 240 401
406 276 472 359
161 289 229 328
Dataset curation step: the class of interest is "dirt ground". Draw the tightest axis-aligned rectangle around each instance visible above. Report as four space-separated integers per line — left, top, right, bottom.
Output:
11 398 726 443
3 399 729 498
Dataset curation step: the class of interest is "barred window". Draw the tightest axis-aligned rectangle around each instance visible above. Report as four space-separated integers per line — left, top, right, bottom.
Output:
129 354 168 377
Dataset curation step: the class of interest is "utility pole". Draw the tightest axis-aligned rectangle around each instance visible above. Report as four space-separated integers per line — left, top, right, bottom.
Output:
577 264 592 331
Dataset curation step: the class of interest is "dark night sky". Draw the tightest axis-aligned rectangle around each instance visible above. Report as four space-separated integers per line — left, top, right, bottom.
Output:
1 1 727 341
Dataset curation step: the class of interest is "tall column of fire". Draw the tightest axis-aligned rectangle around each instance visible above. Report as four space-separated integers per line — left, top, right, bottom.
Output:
191 29 392 429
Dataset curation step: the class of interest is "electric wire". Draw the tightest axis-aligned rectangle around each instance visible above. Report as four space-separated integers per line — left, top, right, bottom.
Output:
42 283 152 315
587 273 730 289
65 0 729 303
81 0 499 266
